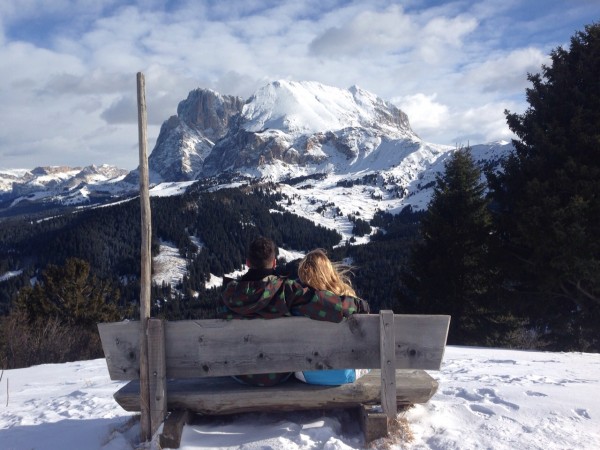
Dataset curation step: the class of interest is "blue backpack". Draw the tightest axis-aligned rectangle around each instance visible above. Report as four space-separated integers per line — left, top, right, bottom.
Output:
295 369 370 386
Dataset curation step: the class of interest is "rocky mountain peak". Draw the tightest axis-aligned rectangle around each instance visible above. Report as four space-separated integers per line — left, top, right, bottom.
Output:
201 80 418 177
125 88 245 183
176 88 245 142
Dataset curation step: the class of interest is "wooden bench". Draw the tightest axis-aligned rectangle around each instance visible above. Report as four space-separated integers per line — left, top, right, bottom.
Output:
98 311 450 447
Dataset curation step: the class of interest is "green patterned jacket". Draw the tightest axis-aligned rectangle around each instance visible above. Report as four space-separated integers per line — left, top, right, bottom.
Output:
219 274 369 321
218 269 369 386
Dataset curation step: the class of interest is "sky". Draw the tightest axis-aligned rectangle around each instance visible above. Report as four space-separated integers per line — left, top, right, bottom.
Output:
1 346 599 449
0 0 598 171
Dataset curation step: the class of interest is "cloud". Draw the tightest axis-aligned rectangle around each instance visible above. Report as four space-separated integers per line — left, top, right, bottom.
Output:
460 47 549 94
0 0 598 169
392 93 450 136
392 93 515 146
309 5 478 64
449 102 517 146
213 71 266 98
43 71 132 96
309 5 418 57
101 95 137 124
417 14 478 64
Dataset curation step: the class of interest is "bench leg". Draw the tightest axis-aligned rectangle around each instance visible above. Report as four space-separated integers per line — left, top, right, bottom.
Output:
358 404 389 443
159 410 192 449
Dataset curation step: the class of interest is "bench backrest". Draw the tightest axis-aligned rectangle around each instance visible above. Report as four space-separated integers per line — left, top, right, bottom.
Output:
98 313 450 381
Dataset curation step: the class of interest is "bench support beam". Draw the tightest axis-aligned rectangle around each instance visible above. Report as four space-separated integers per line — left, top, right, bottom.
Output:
358 404 389 443
159 410 192 449
380 311 397 419
148 318 166 435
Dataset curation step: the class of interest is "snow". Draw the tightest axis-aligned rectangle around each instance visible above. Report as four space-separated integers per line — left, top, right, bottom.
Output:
152 240 187 289
149 181 197 197
243 81 377 135
0 269 22 282
1 346 598 450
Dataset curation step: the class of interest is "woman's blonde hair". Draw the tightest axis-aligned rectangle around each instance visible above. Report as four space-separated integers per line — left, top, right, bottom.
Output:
298 249 357 297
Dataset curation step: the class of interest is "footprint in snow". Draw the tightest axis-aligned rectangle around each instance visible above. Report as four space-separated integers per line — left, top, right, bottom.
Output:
469 404 495 417
454 387 484 401
476 388 520 411
484 359 517 365
525 390 547 397
574 408 591 419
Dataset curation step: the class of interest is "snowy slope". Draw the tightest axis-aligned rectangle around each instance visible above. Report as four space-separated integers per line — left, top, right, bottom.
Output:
1 346 598 450
242 81 411 137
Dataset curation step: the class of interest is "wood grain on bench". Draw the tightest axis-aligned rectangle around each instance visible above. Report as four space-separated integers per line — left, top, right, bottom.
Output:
98 314 450 381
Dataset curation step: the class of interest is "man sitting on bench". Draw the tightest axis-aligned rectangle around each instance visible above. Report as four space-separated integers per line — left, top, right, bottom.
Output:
219 236 369 386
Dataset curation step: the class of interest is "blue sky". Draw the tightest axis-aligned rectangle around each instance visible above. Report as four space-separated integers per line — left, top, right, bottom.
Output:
0 0 598 170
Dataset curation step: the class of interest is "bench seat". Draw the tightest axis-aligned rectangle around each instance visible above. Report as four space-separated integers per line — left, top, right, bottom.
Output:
114 369 438 414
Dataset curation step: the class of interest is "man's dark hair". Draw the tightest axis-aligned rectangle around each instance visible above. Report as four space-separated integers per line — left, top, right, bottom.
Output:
247 236 277 269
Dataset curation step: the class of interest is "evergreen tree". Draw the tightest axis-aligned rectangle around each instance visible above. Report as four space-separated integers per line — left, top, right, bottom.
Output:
406 148 504 345
15 258 125 326
489 23 600 350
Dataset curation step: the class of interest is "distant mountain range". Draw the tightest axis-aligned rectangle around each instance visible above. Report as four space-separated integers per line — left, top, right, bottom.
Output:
0 80 513 220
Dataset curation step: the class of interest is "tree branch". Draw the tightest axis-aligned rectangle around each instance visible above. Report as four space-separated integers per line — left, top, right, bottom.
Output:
575 280 600 305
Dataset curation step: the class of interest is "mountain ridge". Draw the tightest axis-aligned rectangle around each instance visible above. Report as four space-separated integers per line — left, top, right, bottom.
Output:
0 80 512 220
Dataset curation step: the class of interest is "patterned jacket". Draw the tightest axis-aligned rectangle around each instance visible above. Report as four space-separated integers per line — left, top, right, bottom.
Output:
219 268 369 386
219 269 369 321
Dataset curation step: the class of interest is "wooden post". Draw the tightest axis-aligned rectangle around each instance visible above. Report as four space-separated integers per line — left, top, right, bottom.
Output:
137 71 153 442
379 310 397 419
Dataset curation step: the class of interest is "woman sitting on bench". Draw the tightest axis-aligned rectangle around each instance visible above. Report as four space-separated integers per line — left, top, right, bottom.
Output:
295 249 370 386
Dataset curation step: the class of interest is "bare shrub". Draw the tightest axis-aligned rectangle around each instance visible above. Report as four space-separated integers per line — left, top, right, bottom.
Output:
0 309 104 369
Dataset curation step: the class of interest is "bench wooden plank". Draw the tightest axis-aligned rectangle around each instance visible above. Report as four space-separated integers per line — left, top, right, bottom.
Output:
113 369 438 414
380 311 397 419
98 315 450 381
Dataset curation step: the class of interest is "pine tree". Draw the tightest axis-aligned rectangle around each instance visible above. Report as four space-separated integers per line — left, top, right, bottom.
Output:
15 258 124 326
406 148 503 345
489 23 600 350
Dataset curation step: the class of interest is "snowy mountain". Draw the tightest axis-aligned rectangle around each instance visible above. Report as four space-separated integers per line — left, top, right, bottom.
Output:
0 165 131 215
0 81 513 219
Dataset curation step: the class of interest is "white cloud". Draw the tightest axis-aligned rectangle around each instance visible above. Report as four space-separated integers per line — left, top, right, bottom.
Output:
460 47 550 94
309 5 418 57
450 102 517 146
392 93 450 135
417 14 479 64
0 0 598 169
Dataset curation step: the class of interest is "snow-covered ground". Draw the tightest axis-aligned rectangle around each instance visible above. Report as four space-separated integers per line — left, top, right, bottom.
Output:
1 346 598 450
